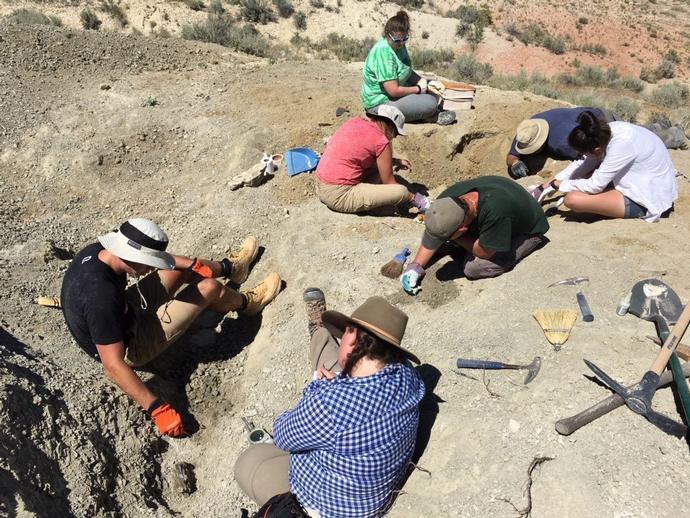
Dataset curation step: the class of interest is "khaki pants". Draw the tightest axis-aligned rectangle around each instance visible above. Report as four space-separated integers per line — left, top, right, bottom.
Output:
315 178 408 214
462 235 547 280
234 328 340 507
123 272 200 367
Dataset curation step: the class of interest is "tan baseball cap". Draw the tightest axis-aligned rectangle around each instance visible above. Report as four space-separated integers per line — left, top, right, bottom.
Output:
366 105 407 136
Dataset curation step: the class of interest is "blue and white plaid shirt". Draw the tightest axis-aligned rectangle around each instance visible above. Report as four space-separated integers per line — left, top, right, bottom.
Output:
273 363 425 518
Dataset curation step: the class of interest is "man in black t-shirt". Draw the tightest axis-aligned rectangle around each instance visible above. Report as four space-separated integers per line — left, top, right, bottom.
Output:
400 176 549 293
61 218 282 437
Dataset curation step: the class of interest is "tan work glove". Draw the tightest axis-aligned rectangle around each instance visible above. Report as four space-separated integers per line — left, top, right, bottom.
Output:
428 80 446 93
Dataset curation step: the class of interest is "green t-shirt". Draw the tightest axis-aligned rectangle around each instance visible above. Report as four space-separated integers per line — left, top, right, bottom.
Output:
439 176 549 253
360 38 412 109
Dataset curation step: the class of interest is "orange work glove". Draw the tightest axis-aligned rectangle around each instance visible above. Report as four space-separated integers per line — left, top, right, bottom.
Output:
149 400 185 437
188 258 214 278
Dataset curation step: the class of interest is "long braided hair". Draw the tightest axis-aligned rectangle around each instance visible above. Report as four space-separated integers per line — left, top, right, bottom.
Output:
340 326 408 377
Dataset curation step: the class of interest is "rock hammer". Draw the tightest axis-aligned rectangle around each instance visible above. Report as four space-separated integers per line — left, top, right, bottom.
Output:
548 276 594 322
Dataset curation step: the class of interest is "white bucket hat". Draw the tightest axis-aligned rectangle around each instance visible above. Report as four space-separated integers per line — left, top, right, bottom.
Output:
366 105 407 136
98 218 175 270
515 118 549 155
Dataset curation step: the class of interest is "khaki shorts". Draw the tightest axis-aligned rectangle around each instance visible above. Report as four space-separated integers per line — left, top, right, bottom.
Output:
123 272 199 367
315 179 408 214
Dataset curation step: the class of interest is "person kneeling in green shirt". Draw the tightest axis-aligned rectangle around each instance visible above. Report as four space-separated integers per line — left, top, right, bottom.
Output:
401 176 549 292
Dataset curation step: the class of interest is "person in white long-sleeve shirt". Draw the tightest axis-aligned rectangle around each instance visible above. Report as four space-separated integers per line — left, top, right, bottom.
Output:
540 111 677 222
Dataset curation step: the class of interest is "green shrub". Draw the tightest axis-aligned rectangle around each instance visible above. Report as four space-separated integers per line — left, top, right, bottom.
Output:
452 4 492 48
655 59 675 79
273 0 294 18
510 22 566 54
182 13 272 57
409 48 454 69
613 97 640 122
209 0 224 14
391 0 424 8
80 8 102 30
6 8 62 26
664 49 680 64
639 66 656 83
648 82 690 108
617 76 644 93
310 0 324 7
315 33 375 61
579 43 607 56
488 70 558 98
98 0 128 28
184 0 205 11
293 10 306 30
240 0 276 24
421 30 429 39
578 16 589 24
454 54 493 83
646 111 672 126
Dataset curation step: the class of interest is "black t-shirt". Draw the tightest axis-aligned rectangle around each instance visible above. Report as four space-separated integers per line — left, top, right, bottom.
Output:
439 176 549 253
61 242 130 359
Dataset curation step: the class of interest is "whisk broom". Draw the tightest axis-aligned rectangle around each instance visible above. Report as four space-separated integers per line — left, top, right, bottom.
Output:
380 247 410 278
533 310 578 351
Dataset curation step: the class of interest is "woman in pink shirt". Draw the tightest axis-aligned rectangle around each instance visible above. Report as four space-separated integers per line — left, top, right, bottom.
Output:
315 105 430 214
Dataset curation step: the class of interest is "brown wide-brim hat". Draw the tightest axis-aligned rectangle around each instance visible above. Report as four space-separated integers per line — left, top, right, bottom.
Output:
322 296 420 364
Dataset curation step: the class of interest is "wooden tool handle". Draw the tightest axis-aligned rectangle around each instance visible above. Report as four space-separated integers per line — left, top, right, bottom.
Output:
650 303 690 375
555 362 690 435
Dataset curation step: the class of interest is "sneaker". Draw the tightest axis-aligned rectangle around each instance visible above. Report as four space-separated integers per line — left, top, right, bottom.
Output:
228 236 259 285
436 110 456 126
240 272 281 316
303 288 326 338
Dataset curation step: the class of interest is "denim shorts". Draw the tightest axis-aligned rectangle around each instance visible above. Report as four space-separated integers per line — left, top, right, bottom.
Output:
623 195 647 219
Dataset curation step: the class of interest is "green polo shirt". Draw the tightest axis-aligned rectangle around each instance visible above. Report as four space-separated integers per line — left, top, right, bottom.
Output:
439 176 549 252
360 38 412 109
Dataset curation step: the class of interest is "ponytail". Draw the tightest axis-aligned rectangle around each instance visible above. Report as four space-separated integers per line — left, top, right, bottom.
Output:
568 110 612 154
383 10 410 36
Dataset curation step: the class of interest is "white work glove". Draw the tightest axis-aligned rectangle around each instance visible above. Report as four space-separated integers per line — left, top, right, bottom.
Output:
428 80 446 93
400 262 425 295
416 77 428 94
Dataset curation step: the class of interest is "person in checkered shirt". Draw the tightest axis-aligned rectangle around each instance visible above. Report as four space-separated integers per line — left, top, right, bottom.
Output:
235 292 425 517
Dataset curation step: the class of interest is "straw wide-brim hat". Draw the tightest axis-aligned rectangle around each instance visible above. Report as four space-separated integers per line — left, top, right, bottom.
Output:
98 218 175 270
322 296 420 364
515 118 549 155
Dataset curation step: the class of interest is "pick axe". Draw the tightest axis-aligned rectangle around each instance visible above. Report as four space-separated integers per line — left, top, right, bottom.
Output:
582 301 690 438
548 276 594 322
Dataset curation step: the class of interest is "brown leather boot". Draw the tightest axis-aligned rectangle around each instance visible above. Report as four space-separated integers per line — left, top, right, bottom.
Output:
240 272 281 316
228 236 258 285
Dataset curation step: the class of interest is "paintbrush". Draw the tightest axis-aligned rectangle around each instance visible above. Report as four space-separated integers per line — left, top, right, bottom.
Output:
380 247 410 278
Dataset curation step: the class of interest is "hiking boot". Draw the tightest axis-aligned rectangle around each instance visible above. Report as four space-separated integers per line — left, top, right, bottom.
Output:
303 288 326 338
228 236 259 285
240 272 281 316
436 110 456 126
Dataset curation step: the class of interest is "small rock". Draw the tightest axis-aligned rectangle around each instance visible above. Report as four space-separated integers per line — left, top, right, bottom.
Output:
172 462 196 495
508 419 520 433
99 83 111 90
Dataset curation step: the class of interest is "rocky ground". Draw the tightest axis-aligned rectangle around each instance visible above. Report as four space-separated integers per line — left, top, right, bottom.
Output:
1 22 690 518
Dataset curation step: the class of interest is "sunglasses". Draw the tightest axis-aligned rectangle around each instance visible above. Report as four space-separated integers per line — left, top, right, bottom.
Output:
388 33 409 43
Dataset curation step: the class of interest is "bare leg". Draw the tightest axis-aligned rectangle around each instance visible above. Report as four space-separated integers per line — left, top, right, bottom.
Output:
563 189 625 218
173 278 244 314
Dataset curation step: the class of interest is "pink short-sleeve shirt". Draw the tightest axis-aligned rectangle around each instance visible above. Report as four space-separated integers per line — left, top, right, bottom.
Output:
316 117 390 186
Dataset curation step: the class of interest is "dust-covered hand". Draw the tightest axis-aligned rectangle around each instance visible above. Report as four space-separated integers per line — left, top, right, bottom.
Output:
400 262 425 295
149 400 185 437
510 160 529 179
416 77 428 94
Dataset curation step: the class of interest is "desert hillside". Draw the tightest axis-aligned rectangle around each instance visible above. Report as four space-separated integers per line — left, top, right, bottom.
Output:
1 5 690 518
